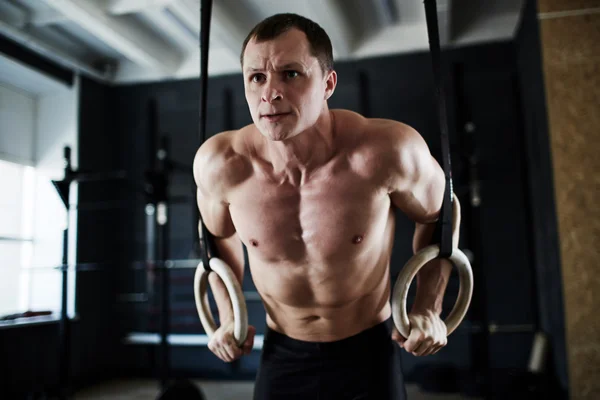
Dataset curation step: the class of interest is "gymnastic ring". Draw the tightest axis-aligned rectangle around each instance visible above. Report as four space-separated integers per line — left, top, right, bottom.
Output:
391 193 473 339
194 257 248 345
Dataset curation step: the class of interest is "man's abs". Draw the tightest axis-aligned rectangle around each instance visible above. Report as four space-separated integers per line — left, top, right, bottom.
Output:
233 177 397 342
250 256 394 343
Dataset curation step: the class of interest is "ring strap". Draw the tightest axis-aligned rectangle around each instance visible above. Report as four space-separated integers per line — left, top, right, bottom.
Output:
199 220 218 270
199 0 216 271
199 0 212 146
424 0 454 258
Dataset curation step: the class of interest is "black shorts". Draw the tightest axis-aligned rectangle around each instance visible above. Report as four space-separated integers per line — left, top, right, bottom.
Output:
253 318 407 400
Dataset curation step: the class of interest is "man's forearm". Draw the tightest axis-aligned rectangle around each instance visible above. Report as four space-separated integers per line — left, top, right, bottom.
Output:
411 221 453 316
204 233 245 323
412 257 452 315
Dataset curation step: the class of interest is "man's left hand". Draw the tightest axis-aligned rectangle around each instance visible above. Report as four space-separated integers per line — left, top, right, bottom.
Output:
391 309 447 356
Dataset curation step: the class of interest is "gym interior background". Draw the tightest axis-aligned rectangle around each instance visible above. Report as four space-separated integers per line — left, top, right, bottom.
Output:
0 0 597 399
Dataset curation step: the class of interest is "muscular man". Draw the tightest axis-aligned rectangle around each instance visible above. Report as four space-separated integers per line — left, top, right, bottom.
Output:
194 13 459 400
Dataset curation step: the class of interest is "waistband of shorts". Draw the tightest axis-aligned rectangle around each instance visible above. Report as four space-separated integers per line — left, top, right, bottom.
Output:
263 317 393 352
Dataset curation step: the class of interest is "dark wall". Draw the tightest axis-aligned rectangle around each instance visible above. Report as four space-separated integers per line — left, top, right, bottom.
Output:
1 323 60 397
74 76 123 386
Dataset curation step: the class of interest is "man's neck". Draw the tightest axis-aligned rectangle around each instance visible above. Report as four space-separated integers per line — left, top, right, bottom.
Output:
265 110 336 185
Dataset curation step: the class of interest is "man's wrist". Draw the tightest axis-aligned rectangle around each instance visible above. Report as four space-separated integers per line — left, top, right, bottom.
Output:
411 296 443 316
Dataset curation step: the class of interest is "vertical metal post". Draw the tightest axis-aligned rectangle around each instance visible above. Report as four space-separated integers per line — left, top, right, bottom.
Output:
157 135 171 391
58 226 70 399
158 200 170 390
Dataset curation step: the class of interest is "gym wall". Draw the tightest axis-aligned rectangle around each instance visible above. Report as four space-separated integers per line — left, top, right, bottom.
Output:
537 0 600 397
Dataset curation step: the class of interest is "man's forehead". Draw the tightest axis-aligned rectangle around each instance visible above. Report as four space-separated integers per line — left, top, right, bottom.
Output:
248 28 308 49
244 58 310 71
243 49 317 73
243 29 315 66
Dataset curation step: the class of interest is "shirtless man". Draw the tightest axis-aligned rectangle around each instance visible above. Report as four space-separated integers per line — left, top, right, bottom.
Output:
194 13 457 400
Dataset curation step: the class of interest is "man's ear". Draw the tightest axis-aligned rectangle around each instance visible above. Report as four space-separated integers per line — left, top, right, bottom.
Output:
324 69 337 100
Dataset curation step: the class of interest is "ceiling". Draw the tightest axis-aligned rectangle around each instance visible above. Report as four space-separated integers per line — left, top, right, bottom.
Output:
0 0 525 85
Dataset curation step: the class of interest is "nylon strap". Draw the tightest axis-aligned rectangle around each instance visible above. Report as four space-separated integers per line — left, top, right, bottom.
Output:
199 0 218 271
424 0 454 258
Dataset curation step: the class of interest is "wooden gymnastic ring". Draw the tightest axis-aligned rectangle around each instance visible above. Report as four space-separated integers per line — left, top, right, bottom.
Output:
194 258 248 345
391 193 473 338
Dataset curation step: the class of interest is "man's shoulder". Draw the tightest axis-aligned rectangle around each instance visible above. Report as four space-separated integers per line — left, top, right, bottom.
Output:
332 109 416 141
193 127 254 194
366 118 419 143
335 111 433 182
364 119 431 164
333 110 422 153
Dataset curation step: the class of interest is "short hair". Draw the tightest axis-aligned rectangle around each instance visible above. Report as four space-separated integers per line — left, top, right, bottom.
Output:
240 13 334 74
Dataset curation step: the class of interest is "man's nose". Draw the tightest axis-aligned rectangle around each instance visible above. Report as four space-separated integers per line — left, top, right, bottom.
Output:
261 80 283 103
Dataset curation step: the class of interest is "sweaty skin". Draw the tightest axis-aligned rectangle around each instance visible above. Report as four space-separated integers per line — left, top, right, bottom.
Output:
194 28 456 362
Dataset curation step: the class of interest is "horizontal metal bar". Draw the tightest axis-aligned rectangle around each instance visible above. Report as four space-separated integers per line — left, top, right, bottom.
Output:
26 263 104 271
123 332 264 350
117 291 261 304
0 314 80 330
39 259 226 271
0 236 33 242
24 259 198 271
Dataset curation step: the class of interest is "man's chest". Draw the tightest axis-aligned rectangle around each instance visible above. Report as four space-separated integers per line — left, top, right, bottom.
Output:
228 171 392 262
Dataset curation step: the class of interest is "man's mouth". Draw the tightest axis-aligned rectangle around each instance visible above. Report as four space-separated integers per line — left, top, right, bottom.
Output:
262 112 291 121
262 112 290 117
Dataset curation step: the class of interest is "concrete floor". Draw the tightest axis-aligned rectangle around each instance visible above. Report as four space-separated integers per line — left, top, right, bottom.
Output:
75 379 477 400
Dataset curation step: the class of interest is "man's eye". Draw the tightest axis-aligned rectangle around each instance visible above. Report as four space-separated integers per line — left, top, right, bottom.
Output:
251 74 265 83
285 70 299 79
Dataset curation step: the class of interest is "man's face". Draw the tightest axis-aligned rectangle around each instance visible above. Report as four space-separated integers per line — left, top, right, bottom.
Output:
242 28 336 141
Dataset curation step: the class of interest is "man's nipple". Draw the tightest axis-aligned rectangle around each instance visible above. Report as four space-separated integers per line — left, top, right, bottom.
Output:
352 235 364 244
250 239 259 247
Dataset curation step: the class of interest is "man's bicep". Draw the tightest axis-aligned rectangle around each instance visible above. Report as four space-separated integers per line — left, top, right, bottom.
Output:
390 141 445 224
196 188 236 239
196 189 245 282
193 140 236 238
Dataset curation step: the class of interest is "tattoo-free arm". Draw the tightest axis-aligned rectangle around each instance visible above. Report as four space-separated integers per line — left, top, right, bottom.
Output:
389 123 458 316
193 138 245 324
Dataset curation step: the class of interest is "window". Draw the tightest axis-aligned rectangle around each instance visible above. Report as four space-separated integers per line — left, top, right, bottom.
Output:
1 58 79 325
0 159 72 320
0 159 34 316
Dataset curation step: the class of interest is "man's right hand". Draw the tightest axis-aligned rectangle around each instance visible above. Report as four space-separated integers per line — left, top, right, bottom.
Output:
207 321 256 362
